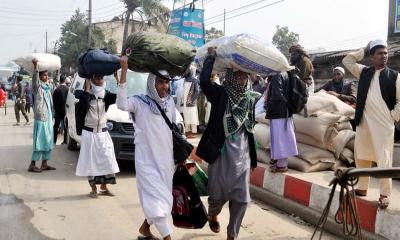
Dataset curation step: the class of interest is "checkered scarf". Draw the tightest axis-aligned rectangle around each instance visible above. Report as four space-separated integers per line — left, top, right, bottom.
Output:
223 69 260 137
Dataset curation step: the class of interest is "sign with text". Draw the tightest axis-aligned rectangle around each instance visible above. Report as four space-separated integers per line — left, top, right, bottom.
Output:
168 8 205 48
395 0 400 32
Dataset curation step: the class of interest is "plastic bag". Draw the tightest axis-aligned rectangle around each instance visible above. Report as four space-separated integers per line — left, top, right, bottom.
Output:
195 34 294 75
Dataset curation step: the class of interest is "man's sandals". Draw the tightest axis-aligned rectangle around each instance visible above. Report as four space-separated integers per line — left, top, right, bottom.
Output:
208 216 220 233
355 190 389 209
137 236 159 240
41 165 56 171
269 160 288 173
28 164 56 173
28 166 42 173
99 190 115 196
379 195 390 209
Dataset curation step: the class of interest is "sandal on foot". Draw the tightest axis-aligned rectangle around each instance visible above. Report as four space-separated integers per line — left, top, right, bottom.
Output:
28 166 42 173
208 217 220 233
355 189 367 197
99 190 115 197
378 195 389 209
269 165 288 173
41 165 56 171
137 236 159 240
89 191 98 198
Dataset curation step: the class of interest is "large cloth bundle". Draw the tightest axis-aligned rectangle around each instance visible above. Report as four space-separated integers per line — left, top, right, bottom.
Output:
195 34 294 75
78 49 121 78
14 53 61 74
300 90 355 118
122 32 196 76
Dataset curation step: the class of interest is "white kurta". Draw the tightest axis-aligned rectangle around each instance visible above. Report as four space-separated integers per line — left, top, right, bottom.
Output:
116 84 175 236
174 78 184 113
182 81 199 126
343 49 400 196
76 130 120 176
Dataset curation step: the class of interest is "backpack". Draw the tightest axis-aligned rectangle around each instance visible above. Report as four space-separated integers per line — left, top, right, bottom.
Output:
286 70 308 114
172 165 208 229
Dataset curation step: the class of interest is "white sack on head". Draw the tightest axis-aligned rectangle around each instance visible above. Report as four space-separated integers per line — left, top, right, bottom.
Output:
14 53 61 74
195 34 294 75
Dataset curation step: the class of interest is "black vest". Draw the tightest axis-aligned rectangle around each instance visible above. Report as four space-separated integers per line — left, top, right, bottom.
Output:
355 67 398 126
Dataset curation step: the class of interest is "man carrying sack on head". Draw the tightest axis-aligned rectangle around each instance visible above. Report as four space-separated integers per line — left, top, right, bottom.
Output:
343 39 400 209
117 56 175 240
28 59 56 173
196 47 259 240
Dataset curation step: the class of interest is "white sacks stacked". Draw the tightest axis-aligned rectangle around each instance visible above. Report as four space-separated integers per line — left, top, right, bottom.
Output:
14 53 61 74
254 90 356 173
292 90 356 172
195 34 294 75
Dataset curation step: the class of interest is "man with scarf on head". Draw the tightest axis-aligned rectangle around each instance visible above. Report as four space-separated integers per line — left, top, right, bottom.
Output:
116 56 174 240
343 39 400 209
316 66 356 105
289 44 315 94
196 47 259 240
75 74 120 198
28 59 56 173
182 64 200 138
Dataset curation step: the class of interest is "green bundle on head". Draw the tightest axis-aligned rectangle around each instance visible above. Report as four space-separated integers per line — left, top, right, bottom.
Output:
122 32 196 77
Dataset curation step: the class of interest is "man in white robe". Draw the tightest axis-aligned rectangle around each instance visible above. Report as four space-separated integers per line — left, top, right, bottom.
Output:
343 39 400 208
116 56 175 240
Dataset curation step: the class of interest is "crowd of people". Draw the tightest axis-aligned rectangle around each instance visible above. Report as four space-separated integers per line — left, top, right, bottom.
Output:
16 37 397 240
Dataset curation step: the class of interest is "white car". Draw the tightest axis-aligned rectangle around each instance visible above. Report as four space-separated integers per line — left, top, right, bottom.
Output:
65 70 184 161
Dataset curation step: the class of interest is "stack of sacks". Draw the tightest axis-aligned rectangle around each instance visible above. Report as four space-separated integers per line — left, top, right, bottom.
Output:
254 120 271 164
295 90 356 171
254 90 356 172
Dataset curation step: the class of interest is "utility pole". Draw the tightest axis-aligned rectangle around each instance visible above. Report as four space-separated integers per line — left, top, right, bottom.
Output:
88 0 92 48
223 9 226 35
45 30 48 53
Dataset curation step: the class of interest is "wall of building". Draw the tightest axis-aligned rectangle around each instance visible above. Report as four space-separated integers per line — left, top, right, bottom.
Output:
94 20 164 54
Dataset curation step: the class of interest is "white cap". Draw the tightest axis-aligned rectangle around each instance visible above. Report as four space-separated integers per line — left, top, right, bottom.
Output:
370 39 387 53
333 66 345 75
158 70 169 77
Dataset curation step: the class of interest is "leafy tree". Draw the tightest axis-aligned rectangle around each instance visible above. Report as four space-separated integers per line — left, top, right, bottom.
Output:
120 0 170 51
205 27 224 42
56 10 117 73
272 25 300 56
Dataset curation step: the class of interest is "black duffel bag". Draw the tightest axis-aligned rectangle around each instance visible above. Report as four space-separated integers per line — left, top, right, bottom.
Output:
78 48 121 78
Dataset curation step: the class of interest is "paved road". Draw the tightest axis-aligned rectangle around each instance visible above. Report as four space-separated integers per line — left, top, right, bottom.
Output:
0 101 338 240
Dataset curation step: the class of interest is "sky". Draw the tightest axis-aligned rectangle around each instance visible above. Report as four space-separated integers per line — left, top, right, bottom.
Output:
0 0 390 64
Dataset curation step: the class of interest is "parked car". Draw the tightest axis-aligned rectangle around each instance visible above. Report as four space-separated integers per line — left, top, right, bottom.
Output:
65 70 184 161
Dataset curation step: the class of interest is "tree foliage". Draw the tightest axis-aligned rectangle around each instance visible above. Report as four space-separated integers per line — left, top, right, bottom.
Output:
120 0 170 51
205 27 224 42
56 10 117 73
272 25 300 56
